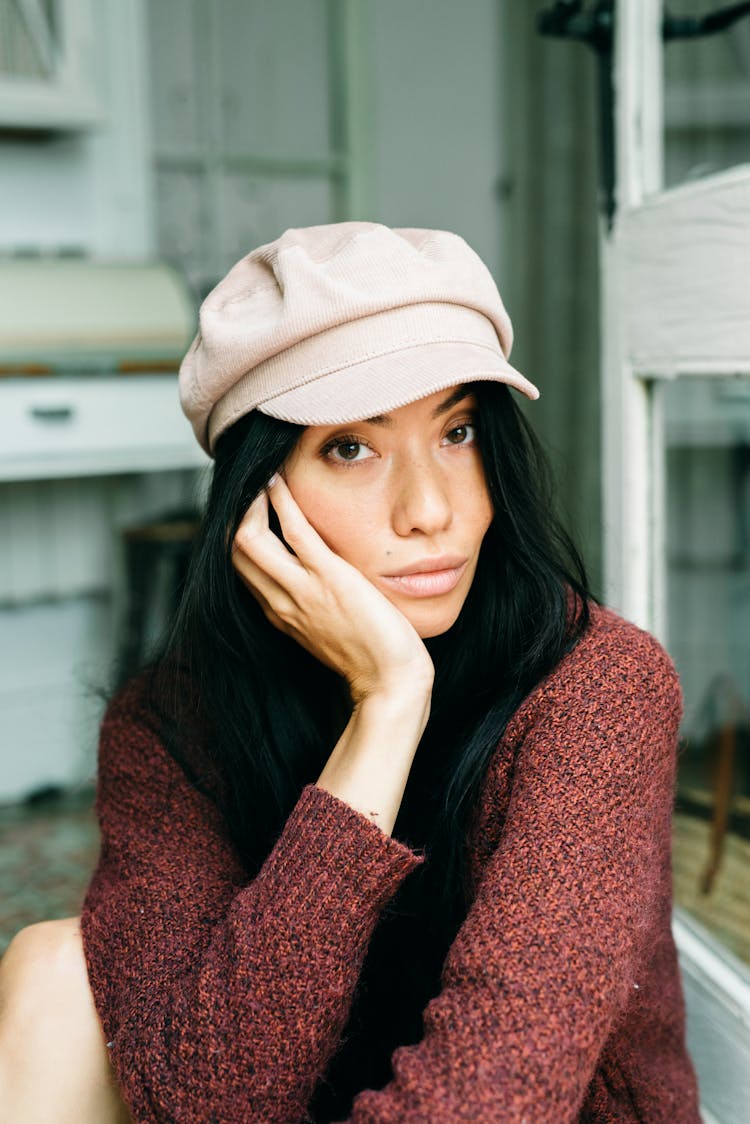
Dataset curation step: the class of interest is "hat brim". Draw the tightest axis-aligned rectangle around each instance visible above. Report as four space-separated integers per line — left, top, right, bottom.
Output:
253 340 539 427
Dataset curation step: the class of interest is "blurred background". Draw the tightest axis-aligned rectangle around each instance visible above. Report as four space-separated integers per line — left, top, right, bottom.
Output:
0 1 749 1118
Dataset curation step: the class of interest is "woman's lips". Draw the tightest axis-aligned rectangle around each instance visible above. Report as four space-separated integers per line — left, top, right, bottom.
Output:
380 560 468 598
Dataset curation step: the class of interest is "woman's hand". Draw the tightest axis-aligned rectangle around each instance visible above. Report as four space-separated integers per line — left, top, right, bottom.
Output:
231 476 434 707
232 476 434 833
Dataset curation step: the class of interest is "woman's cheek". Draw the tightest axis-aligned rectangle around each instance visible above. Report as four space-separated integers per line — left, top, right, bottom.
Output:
288 487 378 568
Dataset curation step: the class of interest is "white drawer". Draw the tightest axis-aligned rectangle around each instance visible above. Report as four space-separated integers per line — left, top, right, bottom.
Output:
0 376 209 480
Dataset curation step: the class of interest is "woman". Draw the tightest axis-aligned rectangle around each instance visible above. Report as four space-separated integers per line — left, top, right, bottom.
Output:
0 223 700 1122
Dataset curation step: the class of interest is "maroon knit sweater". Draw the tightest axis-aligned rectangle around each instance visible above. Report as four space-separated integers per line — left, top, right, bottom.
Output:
81 603 701 1122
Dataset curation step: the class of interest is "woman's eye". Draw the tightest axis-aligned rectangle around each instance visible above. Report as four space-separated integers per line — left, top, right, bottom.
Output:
324 439 375 463
443 422 476 445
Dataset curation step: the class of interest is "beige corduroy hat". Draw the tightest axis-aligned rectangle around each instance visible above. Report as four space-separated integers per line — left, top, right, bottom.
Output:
179 222 539 455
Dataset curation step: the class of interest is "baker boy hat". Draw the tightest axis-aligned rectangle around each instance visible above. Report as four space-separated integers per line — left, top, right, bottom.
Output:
179 221 539 455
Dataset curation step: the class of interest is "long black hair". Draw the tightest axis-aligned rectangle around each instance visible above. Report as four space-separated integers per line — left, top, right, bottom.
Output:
137 380 594 1110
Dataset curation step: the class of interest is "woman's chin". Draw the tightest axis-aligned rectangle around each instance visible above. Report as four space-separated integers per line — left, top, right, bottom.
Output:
398 599 466 640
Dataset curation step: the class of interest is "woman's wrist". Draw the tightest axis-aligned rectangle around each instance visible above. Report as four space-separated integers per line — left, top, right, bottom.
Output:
354 677 432 725
350 658 434 711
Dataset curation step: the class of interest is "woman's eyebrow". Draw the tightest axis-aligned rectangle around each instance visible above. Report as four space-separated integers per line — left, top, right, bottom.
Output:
363 386 472 428
432 386 472 417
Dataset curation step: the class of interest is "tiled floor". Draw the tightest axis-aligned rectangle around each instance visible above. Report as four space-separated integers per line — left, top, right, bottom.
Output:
0 787 100 955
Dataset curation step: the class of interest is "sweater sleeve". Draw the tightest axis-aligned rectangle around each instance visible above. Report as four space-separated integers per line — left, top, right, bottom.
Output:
345 623 683 1123
80 685 424 1124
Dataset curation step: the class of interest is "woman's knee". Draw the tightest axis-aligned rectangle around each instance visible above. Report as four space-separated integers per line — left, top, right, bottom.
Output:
0 917 88 1027
0 918 131 1123
0 917 106 1076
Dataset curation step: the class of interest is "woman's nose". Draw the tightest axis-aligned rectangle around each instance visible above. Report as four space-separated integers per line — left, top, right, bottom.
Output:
391 460 453 537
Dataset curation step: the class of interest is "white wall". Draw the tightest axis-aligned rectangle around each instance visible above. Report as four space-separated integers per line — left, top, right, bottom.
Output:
369 0 506 282
143 0 509 293
0 0 154 258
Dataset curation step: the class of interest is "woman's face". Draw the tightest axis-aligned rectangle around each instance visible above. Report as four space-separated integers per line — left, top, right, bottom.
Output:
282 385 494 638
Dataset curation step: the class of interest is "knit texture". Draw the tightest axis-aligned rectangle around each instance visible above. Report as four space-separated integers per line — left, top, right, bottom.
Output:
81 603 701 1122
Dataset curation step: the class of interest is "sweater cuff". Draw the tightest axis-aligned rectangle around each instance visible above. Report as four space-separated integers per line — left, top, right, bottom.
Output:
252 783 425 939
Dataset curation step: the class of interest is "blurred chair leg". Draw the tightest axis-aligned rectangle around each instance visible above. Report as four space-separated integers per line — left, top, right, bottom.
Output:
117 537 152 684
700 723 736 895
117 514 200 683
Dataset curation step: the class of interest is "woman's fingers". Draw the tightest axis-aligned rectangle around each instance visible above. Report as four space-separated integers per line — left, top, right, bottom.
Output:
232 487 305 586
233 477 334 583
231 483 331 636
232 546 296 621
232 500 322 647
265 475 333 573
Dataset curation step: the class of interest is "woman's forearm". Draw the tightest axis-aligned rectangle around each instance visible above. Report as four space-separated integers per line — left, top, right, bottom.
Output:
315 683 432 836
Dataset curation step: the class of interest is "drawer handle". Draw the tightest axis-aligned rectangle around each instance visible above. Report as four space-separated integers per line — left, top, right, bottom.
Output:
29 405 75 423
